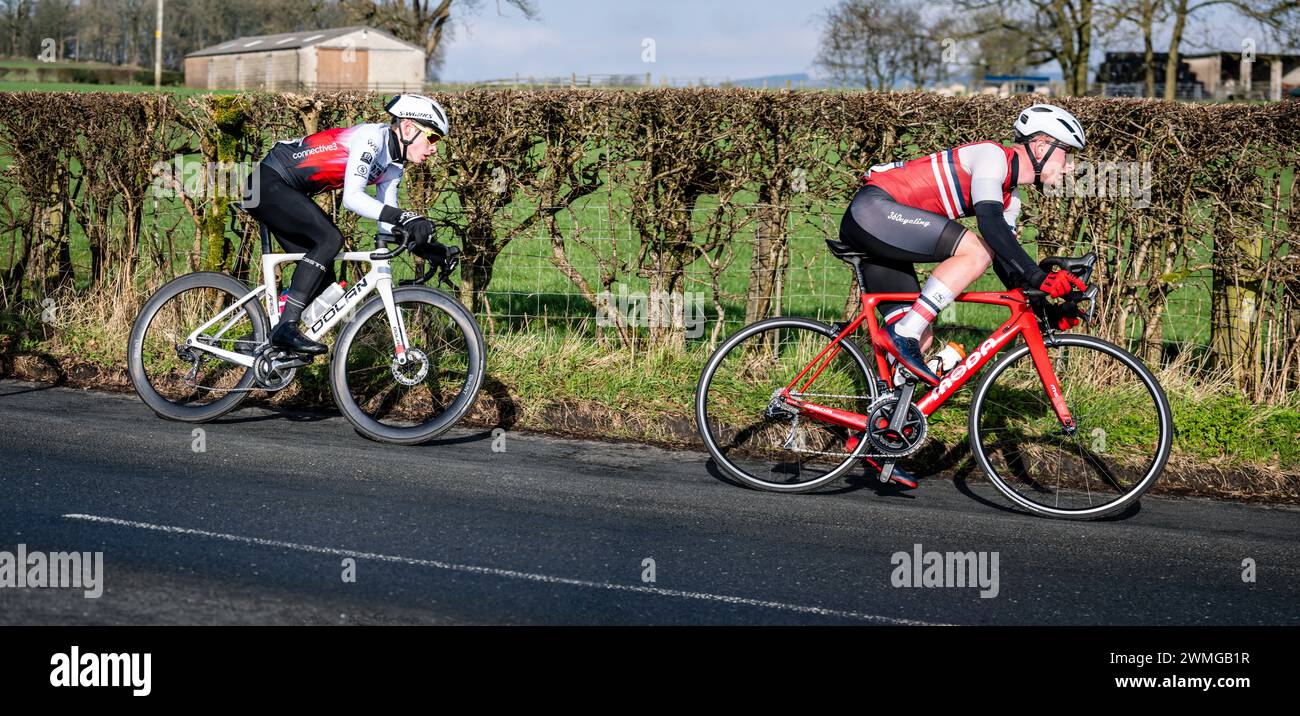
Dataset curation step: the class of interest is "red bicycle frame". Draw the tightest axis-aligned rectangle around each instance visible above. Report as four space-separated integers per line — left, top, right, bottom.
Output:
780 289 1075 433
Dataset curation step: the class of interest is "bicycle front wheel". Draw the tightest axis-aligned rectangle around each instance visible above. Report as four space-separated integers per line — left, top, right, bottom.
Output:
330 286 484 445
968 334 1173 519
695 317 879 493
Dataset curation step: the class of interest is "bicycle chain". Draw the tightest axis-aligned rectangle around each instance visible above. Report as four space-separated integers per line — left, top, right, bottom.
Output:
779 397 913 460
179 340 297 394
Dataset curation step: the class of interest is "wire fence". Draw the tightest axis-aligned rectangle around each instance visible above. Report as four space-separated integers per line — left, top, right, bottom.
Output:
459 204 1224 350
0 197 1233 355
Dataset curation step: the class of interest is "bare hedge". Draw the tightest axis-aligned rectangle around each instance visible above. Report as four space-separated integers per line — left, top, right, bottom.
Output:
0 89 1296 400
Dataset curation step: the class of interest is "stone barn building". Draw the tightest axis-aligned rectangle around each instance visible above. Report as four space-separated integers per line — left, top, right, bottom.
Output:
184 26 425 92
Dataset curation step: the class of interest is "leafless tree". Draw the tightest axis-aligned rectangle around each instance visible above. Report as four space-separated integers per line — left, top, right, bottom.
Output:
953 0 1096 96
815 0 954 90
1101 0 1167 97
340 0 539 79
1160 0 1299 100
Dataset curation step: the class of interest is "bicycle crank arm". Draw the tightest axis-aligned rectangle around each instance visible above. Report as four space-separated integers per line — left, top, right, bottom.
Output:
886 383 915 434
878 460 897 484
270 356 313 371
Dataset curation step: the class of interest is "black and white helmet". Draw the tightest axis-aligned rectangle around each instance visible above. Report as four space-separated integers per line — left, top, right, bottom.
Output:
1013 103 1085 149
385 93 449 137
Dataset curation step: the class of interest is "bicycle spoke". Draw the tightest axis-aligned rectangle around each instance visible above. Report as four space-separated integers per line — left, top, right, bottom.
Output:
341 296 475 434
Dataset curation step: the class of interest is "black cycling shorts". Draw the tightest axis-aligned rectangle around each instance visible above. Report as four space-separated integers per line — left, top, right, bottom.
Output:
240 162 344 287
839 185 968 319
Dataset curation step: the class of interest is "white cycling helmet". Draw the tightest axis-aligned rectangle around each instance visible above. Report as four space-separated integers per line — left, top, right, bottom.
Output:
385 93 449 136
1014 103 1085 149
385 93 448 163
1013 103 1084 187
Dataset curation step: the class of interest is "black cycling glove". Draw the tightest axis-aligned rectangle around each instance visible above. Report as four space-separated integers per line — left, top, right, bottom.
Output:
379 207 435 247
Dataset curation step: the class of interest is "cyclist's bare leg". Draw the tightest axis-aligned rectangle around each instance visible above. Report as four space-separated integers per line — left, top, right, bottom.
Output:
913 229 992 351
930 229 992 295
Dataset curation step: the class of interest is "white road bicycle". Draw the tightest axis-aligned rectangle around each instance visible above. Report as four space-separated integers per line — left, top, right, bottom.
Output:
127 224 485 444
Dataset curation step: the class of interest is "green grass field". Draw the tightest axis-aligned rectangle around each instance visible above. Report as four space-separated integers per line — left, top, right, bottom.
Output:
0 79 225 94
0 149 1227 348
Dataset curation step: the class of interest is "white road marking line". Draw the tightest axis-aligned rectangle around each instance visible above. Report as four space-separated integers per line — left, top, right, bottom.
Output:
63 513 948 625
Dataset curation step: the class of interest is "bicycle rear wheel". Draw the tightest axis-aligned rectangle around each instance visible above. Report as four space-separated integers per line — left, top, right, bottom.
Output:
968 334 1173 519
330 286 484 445
127 272 268 422
695 317 879 493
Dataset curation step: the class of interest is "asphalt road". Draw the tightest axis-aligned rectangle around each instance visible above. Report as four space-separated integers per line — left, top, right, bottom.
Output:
0 379 1296 625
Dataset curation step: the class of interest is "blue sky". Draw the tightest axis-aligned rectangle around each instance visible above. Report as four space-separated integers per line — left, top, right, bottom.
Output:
440 0 836 82
438 1 1277 83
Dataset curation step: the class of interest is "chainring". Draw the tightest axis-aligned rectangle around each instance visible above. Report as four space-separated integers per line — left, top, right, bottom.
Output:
253 345 297 391
864 394 928 458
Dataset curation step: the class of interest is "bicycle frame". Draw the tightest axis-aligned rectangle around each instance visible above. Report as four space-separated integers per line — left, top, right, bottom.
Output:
183 251 412 369
781 289 1076 433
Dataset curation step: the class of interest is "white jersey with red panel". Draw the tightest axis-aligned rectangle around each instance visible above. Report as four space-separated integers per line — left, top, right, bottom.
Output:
865 141 1022 229
262 122 405 232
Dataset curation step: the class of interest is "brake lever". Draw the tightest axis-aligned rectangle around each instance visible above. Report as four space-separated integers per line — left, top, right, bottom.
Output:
1078 285 1099 324
437 249 461 290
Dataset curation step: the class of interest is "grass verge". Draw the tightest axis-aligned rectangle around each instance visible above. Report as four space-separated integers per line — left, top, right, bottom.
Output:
2 296 1297 505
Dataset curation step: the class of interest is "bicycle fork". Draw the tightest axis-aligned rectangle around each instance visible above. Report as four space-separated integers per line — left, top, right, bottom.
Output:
375 267 413 365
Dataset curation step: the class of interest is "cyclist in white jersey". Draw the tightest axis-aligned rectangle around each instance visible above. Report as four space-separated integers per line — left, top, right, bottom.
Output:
241 94 449 355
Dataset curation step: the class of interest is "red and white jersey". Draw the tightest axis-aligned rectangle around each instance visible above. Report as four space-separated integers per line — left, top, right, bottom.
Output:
865 141 1021 227
262 123 404 230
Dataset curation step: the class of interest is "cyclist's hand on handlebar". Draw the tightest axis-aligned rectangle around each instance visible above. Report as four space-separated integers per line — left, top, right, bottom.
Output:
1039 269 1086 299
1045 297 1083 331
395 211 435 247
413 239 449 263
414 242 460 288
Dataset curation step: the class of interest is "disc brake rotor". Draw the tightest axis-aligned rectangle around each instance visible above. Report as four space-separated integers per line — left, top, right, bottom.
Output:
391 347 429 386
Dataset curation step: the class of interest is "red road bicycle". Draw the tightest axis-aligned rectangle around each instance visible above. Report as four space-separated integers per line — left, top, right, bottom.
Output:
695 239 1173 519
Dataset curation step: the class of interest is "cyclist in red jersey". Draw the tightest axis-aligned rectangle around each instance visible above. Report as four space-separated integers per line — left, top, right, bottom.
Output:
240 94 449 355
841 103 1088 387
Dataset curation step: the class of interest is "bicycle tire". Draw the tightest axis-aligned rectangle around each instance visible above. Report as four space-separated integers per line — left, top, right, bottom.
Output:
695 317 879 493
968 333 1173 519
127 271 269 423
330 286 485 445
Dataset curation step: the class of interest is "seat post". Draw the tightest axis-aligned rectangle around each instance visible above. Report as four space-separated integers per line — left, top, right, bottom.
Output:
850 258 868 296
259 224 271 257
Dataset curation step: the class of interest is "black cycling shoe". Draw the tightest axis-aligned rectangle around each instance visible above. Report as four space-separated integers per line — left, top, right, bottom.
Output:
878 322 940 386
863 456 919 489
270 320 328 356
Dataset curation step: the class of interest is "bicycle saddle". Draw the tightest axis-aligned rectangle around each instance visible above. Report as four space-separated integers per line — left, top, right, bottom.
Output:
825 239 867 260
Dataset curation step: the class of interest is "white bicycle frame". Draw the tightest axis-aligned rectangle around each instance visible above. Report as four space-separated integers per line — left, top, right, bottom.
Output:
183 250 412 368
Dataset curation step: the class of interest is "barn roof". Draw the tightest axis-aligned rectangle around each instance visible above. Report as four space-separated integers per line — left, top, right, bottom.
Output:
186 26 423 58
